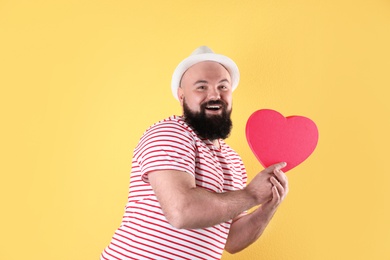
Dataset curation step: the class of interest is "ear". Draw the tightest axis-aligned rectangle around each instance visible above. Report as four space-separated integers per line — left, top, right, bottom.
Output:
177 87 184 106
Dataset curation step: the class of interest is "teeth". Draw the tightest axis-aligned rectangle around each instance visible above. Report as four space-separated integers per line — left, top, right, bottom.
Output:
207 106 220 109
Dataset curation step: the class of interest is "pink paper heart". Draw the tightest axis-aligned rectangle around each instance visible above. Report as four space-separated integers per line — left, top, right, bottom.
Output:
246 109 319 172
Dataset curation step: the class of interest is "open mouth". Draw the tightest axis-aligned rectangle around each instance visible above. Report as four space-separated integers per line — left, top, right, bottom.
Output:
205 105 222 111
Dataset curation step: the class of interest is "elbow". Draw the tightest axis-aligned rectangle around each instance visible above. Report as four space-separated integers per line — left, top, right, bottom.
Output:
224 233 249 254
169 219 187 230
167 213 186 229
224 244 244 255
164 205 193 229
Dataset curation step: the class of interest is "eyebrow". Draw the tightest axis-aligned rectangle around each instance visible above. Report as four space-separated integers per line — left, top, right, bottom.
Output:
193 79 230 85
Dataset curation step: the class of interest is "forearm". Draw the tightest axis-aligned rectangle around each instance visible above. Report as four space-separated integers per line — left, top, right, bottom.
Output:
167 186 257 229
225 168 289 254
224 206 277 254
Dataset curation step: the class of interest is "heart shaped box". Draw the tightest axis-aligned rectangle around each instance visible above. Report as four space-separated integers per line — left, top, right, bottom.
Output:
246 109 319 172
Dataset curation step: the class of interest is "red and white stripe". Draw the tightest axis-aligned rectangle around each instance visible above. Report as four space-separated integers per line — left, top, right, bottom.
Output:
101 116 247 260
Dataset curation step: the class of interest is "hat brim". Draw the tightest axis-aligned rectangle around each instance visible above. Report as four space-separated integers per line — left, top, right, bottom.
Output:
171 53 240 100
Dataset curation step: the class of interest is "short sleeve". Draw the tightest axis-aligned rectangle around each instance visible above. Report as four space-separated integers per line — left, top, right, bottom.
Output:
133 120 197 183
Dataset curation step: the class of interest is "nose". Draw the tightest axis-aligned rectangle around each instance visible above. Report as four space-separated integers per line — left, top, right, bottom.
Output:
207 87 221 100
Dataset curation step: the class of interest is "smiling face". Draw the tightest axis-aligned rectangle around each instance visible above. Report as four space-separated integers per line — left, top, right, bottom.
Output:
178 61 233 140
178 61 233 116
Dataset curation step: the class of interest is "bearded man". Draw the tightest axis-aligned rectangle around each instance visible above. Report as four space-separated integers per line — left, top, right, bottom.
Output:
101 46 289 260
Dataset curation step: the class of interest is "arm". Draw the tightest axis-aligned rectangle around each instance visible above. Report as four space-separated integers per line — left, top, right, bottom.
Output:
224 167 289 254
148 162 287 230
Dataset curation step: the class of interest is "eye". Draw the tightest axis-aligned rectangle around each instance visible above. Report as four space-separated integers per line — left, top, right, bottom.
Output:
197 85 207 90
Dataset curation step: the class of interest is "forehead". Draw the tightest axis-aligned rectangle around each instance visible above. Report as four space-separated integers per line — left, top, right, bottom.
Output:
181 61 231 82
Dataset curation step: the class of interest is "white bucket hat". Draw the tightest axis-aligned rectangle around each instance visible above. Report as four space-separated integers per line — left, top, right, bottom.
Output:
171 46 240 100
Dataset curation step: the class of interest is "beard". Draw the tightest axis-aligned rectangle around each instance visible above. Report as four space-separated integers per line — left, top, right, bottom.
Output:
182 99 233 140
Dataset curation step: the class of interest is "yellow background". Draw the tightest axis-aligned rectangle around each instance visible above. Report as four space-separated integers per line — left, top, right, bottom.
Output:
1 0 389 259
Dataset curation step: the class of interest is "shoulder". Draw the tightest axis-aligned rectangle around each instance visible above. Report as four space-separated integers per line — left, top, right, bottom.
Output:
146 115 190 133
136 116 197 151
141 115 194 139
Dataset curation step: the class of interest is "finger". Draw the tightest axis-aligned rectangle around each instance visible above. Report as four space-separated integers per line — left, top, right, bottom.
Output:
264 162 287 174
273 168 289 190
270 177 284 197
271 185 280 204
272 175 289 201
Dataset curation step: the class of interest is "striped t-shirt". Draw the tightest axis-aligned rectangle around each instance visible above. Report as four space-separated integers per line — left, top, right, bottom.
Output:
101 115 247 260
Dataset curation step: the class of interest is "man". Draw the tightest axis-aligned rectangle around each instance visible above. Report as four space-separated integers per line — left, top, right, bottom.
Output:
101 46 288 260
